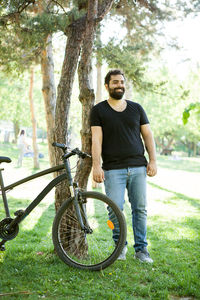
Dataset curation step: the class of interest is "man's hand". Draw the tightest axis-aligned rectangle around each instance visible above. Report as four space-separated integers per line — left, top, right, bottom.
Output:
147 160 157 177
93 166 105 183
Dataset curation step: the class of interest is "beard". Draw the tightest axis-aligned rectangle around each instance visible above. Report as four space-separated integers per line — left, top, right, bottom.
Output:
108 87 125 100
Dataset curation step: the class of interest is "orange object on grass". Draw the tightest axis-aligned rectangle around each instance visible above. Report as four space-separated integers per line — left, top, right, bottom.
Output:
107 220 114 230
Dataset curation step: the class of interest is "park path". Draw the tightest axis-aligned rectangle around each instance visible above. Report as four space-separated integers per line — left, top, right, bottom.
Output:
147 165 200 220
148 166 200 199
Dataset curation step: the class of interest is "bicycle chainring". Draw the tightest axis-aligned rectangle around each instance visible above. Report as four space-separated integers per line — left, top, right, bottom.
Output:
0 218 19 240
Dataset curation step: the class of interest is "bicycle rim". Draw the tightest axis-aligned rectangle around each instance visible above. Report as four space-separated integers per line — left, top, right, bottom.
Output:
52 191 126 271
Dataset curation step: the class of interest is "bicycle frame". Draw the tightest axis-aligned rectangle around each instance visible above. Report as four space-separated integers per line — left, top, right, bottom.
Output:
0 164 67 223
0 147 90 251
0 147 77 222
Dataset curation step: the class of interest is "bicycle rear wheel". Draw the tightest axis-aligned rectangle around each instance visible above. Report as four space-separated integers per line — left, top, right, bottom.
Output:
52 191 126 271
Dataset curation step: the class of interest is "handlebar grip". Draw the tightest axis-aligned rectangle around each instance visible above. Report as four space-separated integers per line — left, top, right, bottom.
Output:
52 142 67 149
71 148 91 159
81 153 91 159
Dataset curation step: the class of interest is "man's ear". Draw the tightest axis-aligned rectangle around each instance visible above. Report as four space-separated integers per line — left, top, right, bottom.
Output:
105 84 109 91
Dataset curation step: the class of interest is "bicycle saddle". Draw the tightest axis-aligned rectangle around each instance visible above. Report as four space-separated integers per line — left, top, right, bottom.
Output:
0 157 12 163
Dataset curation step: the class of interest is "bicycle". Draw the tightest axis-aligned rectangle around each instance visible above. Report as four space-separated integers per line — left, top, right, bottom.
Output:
0 142 126 271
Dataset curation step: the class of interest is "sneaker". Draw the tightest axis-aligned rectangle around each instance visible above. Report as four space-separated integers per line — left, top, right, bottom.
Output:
117 246 128 260
135 249 153 263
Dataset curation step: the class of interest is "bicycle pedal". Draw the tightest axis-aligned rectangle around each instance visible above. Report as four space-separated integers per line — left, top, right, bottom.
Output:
14 210 24 217
0 245 5 251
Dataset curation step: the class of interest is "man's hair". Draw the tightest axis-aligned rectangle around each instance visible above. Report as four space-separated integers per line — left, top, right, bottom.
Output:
104 69 125 86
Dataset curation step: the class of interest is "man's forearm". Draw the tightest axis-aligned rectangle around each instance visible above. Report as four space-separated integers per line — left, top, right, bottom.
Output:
91 138 105 182
92 140 102 167
144 133 156 162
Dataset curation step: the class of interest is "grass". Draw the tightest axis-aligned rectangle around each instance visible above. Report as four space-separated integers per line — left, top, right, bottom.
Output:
0 142 200 299
156 155 200 173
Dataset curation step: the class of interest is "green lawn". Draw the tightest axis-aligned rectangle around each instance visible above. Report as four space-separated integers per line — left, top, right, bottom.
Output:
0 142 199 299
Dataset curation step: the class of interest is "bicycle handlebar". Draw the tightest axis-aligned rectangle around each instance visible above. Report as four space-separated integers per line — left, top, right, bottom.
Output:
52 142 67 150
52 143 91 159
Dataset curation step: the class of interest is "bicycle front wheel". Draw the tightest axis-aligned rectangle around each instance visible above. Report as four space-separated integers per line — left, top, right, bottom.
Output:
52 191 127 271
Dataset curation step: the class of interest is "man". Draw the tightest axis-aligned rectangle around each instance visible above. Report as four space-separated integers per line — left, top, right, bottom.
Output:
90 69 157 263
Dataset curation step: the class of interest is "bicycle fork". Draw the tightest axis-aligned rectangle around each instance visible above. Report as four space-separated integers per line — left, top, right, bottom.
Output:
72 185 92 234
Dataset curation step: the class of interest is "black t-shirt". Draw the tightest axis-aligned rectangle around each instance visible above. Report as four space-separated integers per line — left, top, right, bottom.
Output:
90 100 149 170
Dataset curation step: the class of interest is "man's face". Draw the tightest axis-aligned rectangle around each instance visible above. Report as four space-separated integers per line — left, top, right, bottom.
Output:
106 74 125 100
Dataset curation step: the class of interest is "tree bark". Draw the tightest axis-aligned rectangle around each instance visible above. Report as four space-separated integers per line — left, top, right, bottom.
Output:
54 0 114 257
40 34 56 167
92 23 103 189
75 0 98 189
29 66 39 169
95 25 103 104
193 142 197 156
13 120 20 143
91 60 103 189
125 80 133 99
54 16 87 210
96 62 102 103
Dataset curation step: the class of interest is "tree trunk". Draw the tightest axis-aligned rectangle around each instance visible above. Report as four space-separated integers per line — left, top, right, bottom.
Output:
92 28 103 189
52 15 87 259
40 34 56 167
54 16 87 211
125 80 133 99
3 131 10 143
95 24 103 104
13 120 20 143
193 142 197 156
96 61 102 103
29 66 39 169
68 0 98 258
75 0 98 189
54 0 114 257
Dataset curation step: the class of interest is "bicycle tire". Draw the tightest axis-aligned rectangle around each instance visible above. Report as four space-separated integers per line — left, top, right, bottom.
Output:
52 191 127 271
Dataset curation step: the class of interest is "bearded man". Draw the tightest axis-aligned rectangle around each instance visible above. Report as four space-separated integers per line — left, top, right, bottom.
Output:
90 69 157 262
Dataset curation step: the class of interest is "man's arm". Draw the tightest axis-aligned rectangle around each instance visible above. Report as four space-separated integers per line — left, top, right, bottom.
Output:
141 124 157 177
91 126 105 183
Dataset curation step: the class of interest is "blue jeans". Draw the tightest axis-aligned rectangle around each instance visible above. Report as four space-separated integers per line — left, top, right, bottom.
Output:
104 166 148 252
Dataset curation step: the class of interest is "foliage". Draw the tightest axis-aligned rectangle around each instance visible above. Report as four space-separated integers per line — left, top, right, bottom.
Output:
135 67 187 135
133 65 200 154
182 102 200 124
0 70 46 130
100 41 167 92
96 0 200 92
0 1 83 74
0 74 30 126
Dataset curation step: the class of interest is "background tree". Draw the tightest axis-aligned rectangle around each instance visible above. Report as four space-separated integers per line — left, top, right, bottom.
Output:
0 75 30 142
0 71 46 143
0 0 62 166
28 66 40 168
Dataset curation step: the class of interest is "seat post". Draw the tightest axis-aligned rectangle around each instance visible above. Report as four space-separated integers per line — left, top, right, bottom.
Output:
0 168 10 218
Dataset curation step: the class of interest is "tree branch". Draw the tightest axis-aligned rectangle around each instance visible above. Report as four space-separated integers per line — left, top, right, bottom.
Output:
97 0 114 22
137 0 159 13
0 0 35 25
50 0 68 14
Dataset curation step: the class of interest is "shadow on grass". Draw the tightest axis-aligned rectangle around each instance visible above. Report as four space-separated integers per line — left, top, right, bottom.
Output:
148 182 200 209
1 194 200 298
0 143 19 160
15 202 55 246
0 195 55 257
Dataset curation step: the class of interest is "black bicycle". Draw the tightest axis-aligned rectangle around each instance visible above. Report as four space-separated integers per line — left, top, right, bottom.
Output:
0 142 126 271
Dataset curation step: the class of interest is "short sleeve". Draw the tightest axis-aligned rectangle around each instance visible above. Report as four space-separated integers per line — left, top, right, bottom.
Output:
138 104 149 125
90 105 102 127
